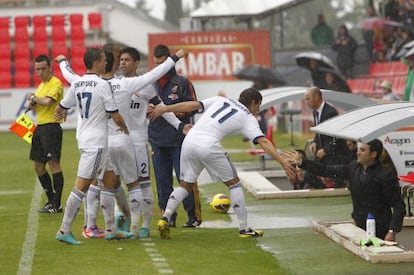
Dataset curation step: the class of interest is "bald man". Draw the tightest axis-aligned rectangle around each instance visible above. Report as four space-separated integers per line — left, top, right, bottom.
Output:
303 87 348 188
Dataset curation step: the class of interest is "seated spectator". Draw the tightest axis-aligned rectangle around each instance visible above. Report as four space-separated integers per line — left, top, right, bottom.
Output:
324 70 352 93
379 80 402 101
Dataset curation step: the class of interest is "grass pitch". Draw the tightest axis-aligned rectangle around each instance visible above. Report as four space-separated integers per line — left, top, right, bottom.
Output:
3 130 414 274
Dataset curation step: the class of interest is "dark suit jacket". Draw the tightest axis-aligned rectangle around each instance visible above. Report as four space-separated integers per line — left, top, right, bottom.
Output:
314 102 348 164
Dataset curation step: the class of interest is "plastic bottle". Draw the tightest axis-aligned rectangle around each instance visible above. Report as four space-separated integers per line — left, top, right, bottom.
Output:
366 212 376 238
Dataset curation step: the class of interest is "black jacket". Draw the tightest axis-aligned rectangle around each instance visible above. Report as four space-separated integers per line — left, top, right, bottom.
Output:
314 103 348 164
300 158 405 238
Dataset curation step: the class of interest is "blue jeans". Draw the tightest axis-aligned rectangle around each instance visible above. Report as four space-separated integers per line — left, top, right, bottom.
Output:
151 144 196 222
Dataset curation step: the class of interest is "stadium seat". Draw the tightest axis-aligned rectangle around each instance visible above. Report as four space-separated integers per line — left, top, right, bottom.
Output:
14 58 30 72
0 44 11 59
14 16 29 28
14 45 30 60
51 44 68 58
393 75 407 97
88 12 102 30
51 14 67 45
0 17 10 46
390 61 408 75
0 17 9 29
33 15 48 45
70 25 85 46
33 42 50 58
0 72 12 89
369 62 389 76
51 14 65 27
70 44 86 59
71 56 85 74
0 58 11 73
69 13 83 27
14 72 32 88
347 78 376 94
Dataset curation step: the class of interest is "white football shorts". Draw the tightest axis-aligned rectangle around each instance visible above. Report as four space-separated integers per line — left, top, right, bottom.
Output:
180 142 237 183
133 144 150 178
77 147 107 180
106 136 139 184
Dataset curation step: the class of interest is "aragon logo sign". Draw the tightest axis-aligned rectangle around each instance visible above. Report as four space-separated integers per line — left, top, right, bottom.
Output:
383 136 411 146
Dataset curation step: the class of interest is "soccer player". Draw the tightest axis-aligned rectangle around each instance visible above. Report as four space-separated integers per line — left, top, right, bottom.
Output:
57 46 189 240
27 55 64 214
55 47 129 245
148 88 296 239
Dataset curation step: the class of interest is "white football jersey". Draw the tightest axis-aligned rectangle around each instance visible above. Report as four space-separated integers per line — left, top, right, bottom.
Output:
186 96 264 146
60 73 117 149
128 84 155 145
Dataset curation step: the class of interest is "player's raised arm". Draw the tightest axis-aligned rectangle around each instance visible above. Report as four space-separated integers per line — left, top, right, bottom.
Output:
147 101 201 121
55 55 80 84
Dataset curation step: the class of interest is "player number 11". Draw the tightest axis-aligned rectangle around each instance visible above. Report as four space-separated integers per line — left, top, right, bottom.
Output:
210 102 237 123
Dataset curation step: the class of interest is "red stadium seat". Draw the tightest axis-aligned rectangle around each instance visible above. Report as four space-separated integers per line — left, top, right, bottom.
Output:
0 72 12 88
14 27 30 44
0 45 11 59
33 27 48 44
0 17 9 29
0 58 11 73
14 45 30 60
51 14 67 45
391 61 408 75
70 26 85 46
70 44 85 59
0 17 10 46
14 72 32 88
69 13 83 27
51 44 68 58
392 75 407 97
88 12 102 30
71 56 85 74
33 42 50 58
14 16 29 28
51 14 65 27
14 58 31 72
32 15 47 28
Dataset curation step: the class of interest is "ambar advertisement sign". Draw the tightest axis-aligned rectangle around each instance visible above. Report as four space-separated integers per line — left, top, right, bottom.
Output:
148 30 271 81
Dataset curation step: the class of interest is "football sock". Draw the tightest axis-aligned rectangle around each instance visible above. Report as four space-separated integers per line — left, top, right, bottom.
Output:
60 189 84 234
38 173 54 204
229 182 248 231
101 188 116 232
140 180 153 229
52 172 64 208
164 187 189 221
86 184 101 229
114 185 129 216
128 186 142 233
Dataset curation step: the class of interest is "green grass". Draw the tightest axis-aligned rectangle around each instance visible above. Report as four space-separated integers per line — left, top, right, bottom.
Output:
4 130 414 274
0 130 293 275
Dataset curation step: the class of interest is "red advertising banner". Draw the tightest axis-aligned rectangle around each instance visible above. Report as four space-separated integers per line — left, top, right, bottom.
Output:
148 30 270 81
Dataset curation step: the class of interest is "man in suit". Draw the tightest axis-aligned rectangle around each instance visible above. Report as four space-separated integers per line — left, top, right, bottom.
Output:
303 86 348 188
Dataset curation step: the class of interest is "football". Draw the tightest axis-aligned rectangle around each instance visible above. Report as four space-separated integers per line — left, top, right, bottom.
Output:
210 193 231 213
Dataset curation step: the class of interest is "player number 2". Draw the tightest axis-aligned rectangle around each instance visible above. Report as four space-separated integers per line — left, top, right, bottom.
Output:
210 102 237 123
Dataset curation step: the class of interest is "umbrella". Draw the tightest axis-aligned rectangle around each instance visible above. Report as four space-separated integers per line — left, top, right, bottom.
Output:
358 16 402 30
294 51 337 71
233 64 286 86
396 40 414 58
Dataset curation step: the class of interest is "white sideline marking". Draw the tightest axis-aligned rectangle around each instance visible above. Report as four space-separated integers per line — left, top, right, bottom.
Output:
144 242 173 273
17 179 42 275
